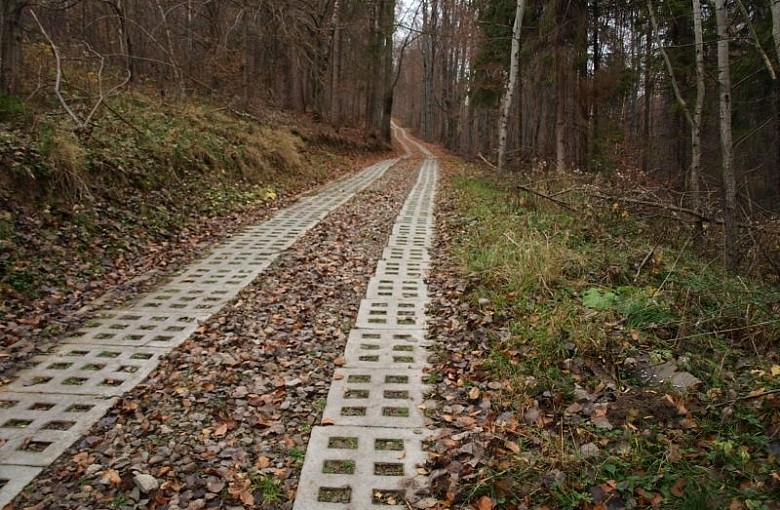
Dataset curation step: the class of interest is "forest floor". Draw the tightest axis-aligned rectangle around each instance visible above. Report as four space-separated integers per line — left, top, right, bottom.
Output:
2 97 780 509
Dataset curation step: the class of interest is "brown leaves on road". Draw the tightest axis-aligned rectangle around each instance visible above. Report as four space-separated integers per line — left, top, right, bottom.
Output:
11 161 421 509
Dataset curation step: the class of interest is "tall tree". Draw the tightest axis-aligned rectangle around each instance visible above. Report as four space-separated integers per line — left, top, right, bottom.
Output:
715 0 738 268
0 0 28 94
497 0 525 173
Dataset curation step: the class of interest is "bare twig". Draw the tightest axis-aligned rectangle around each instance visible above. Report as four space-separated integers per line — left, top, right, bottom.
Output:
713 388 780 408
31 10 82 128
478 152 497 169
515 184 576 212
634 241 660 282
654 237 691 296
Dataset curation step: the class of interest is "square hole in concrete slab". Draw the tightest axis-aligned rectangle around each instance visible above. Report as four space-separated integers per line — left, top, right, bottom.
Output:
392 345 414 352
385 375 408 384
65 404 94 413
382 407 409 417
393 356 415 363
28 376 53 386
3 419 33 428
344 389 369 399
81 364 105 371
0 400 18 409
374 463 404 476
0 479 6 489
372 489 405 505
99 378 124 387
323 459 356 474
359 355 380 362
383 390 409 399
361 333 380 340
62 377 88 385
28 402 55 411
327 437 358 449
348 375 370 383
42 420 76 430
130 353 154 360
47 362 72 370
19 440 51 452
374 438 404 451
360 344 381 350
97 351 120 358
340 407 367 416
67 350 89 357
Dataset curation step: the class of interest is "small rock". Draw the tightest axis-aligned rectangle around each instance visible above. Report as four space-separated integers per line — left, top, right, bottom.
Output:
133 473 159 493
478 298 490 306
580 442 600 458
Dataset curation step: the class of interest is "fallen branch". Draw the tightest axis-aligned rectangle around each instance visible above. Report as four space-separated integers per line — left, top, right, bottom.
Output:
713 388 780 408
515 184 576 212
478 152 496 169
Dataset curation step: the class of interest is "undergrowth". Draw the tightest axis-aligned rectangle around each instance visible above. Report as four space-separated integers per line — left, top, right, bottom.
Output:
0 89 378 332
442 163 780 509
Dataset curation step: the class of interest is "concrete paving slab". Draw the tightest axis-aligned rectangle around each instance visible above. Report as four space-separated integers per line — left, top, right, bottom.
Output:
293 425 433 510
0 392 116 465
6 343 168 396
366 276 428 300
0 466 41 508
343 330 431 369
355 299 427 330
321 368 429 428
375 260 428 278
62 310 206 349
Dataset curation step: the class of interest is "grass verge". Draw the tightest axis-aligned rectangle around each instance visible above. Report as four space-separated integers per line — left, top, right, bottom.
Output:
428 159 780 510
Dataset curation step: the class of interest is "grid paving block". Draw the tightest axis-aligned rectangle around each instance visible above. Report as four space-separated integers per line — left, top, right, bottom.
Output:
375 260 428 279
387 233 432 249
356 299 427 330
381 247 431 265
293 425 433 510
6 343 168 397
343 330 431 369
207 246 279 265
321 368 429 428
344 329 430 348
62 310 204 349
366 276 427 300
0 392 116 466
130 285 238 313
167 264 260 288
391 224 434 239
0 465 42 508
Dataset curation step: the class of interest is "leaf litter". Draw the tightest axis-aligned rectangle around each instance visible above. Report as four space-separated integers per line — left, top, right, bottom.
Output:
11 158 421 509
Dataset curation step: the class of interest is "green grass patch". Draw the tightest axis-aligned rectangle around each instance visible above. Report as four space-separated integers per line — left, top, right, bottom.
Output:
440 170 780 509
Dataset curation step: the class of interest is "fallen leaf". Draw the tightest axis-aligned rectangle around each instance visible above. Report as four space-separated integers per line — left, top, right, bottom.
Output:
475 495 495 510
505 441 521 453
321 417 335 425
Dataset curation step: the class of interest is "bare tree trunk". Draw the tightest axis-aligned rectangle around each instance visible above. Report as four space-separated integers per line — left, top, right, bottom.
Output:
421 0 436 140
555 48 566 172
329 0 341 125
0 0 26 94
497 0 525 173
642 22 652 173
691 0 705 242
715 0 738 269
773 0 780 67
